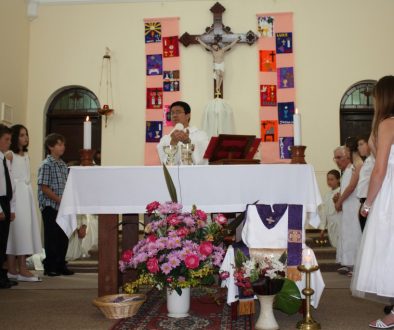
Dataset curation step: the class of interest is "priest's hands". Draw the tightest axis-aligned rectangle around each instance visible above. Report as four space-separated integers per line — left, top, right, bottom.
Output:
170 129 190 145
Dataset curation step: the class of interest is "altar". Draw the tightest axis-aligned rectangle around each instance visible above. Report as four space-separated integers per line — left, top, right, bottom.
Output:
56 164 322 296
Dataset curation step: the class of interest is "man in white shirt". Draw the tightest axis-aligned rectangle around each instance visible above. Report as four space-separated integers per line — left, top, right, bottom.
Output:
157 101 209 165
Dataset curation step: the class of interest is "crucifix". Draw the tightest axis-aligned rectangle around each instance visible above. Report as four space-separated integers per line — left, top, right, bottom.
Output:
179 2 258 98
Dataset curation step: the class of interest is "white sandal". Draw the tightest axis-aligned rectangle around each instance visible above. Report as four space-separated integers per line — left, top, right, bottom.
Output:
369 311 394 329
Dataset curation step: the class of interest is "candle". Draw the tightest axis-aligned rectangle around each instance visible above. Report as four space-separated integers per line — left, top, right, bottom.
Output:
302 247 313 269
293 108 302 146
83 116 92 150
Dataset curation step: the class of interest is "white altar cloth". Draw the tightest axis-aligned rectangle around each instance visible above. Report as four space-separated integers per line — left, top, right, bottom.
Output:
56 164 322 238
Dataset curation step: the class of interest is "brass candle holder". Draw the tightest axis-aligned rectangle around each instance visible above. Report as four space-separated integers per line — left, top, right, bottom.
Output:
296 264 321 330
290 146 307 164
79 149 95 166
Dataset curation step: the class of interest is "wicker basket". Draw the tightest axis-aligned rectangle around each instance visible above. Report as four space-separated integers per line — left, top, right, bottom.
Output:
92 293 146 319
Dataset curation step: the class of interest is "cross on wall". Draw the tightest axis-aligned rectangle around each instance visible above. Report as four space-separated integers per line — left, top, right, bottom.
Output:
179 2 258 98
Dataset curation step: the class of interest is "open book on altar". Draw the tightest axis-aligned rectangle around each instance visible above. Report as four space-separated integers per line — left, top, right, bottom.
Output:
203 134 261 165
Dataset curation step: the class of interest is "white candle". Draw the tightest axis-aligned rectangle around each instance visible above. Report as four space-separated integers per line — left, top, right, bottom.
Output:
83 116 92 150
293 108 302 146
302 247 313 269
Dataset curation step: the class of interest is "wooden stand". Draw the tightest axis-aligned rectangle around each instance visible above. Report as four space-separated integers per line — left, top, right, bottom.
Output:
291 146 307 164
79 149 95 166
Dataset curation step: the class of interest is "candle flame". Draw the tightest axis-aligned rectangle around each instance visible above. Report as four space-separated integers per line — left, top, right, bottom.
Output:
86 116 90 122
295 108 299 114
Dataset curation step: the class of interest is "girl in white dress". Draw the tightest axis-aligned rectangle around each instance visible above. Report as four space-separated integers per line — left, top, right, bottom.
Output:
351 75 394 328
6 125 42 282
318 170 341 247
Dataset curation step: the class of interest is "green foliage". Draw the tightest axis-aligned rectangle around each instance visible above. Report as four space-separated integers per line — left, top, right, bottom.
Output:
274 278 302 315
162 164 178 203
234 249 248 268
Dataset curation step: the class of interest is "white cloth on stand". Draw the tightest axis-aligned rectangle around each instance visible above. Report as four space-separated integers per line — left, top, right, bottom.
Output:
6 153 42 255
318 187 341 247
221 204 325 308
201 99 235 139
157 126 209 165
336 164 362 266
352 145 394 299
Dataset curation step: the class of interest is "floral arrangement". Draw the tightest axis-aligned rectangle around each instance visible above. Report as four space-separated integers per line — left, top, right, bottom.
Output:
120 201 227 295
228 249 287 297
221 249 301 314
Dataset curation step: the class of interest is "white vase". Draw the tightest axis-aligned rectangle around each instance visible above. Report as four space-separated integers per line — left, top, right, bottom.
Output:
255 294 279 330
166 287 190 318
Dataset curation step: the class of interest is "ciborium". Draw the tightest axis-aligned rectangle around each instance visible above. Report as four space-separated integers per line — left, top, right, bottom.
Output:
180 143 194 165
163 145 178 166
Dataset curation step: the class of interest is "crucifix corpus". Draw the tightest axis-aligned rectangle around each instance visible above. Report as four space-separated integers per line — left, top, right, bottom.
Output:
179 2 258 98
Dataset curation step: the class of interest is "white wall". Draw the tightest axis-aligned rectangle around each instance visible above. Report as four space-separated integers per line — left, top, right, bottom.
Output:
0 0 30 125
25 0 394 193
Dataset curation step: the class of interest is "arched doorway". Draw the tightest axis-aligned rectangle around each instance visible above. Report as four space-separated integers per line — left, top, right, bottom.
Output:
46 86 101 164
340 80 376 145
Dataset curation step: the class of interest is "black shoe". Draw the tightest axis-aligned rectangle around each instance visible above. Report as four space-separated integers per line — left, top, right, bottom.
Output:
0 279 12 289
6 278 18 286
59 268 74 276
44 270 61 277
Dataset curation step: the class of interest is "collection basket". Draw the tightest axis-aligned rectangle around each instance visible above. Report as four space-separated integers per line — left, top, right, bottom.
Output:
92 293 146 319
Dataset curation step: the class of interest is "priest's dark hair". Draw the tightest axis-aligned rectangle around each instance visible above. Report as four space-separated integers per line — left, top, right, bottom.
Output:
170 101 191 114
44 133 65 155
10 124 29 153
0 124 11 138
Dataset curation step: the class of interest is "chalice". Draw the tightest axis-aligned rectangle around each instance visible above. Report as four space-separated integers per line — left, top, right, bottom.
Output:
180 143 194 165
163 145 178 166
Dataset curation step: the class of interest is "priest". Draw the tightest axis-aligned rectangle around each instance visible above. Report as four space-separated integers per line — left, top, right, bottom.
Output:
157 101 209 165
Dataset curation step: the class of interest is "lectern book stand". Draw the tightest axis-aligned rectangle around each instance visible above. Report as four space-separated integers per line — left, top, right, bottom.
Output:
204 134 261 165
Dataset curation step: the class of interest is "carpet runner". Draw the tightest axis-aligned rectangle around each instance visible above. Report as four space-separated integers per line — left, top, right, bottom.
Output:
111 288 253 330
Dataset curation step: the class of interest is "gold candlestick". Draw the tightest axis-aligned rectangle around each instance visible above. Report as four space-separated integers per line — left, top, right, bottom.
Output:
291 146 307 164
296 265 321 330
79 149 95 166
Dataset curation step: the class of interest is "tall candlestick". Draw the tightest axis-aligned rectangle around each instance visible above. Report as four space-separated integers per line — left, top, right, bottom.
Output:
293 108 302 146
83 116 92 150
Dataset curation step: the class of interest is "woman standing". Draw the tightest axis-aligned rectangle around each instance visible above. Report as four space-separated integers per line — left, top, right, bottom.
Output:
351 76 394 328
6 125 42 282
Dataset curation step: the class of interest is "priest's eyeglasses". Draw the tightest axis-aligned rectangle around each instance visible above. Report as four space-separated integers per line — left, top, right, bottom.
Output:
170 110 185 116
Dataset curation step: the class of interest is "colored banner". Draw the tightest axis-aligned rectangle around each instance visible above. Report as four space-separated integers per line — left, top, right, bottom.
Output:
257 13 295 163
144 17 181 165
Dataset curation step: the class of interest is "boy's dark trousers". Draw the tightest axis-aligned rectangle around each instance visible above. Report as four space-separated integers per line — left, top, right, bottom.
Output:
42 206 69 273
0 196 11 281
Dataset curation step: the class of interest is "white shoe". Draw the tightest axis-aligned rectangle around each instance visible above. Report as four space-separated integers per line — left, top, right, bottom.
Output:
17 274 42 282
7 272 18 280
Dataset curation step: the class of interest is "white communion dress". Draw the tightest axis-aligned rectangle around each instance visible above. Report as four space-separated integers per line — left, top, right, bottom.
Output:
6 152 42 256
352 145 394 298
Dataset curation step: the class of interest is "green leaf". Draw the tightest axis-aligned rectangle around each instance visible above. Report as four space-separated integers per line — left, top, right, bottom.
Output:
274 278 302 315
175 287 182 296
162 164 178 203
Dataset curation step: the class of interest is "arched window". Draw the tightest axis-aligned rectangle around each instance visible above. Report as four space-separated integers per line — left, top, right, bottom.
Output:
339 80 376 145
46 86 101 164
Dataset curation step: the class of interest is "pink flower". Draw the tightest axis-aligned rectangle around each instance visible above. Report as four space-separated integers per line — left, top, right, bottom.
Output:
121 250 133 263
219 271 230 280
195 209 207 221
146 201 160 215
184 254 200 269
199 241 213 256
214 213 227 225
177 227 189 238
146 257 160 273
146 234 157 243
166 214 181 226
